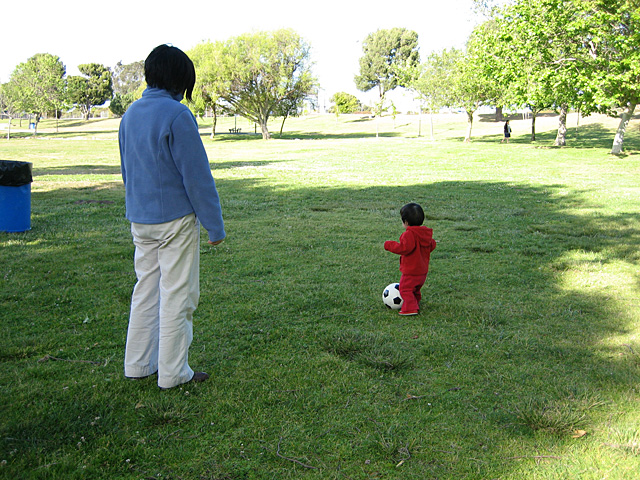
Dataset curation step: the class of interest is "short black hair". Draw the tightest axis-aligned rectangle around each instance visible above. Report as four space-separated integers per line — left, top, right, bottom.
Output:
144 44 196 101
400 203 425 226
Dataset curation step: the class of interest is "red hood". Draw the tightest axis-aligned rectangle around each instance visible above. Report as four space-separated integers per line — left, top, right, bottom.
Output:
406 225 434 246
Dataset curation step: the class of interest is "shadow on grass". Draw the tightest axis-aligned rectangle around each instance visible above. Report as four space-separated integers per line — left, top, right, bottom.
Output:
32 161 285 176
34 165 123 176
473 121 640 152
205 131 406 141
8 131 118 140
1 174 640 478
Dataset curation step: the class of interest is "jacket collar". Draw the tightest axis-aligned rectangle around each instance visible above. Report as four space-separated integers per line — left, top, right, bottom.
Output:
142 87 184 102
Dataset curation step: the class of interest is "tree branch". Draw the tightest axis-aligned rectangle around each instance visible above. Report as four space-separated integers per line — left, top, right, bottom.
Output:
276 437 319 470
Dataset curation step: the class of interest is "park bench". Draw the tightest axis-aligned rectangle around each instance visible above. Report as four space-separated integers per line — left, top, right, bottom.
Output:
229 127 242 133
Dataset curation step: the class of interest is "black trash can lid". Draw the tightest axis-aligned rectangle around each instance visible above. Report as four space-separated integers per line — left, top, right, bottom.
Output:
0 160 33 186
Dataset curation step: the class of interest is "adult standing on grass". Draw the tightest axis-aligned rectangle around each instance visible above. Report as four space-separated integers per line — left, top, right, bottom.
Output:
501 119 511 143
119 44 225 390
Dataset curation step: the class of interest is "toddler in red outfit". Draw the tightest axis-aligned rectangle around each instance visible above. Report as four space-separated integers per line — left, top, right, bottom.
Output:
384 203 436 315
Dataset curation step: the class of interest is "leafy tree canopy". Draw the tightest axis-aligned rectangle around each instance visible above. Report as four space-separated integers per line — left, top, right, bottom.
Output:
355 28 420 99
8 53 66 132
215 29 316 139
330 92 362 114
188 41 230 137
112 60 144 96
67 63 113 120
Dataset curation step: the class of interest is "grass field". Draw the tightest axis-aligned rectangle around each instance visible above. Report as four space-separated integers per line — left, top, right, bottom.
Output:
1 111 639 479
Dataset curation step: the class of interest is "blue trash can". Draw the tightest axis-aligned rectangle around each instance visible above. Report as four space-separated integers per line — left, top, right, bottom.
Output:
0 160 33 232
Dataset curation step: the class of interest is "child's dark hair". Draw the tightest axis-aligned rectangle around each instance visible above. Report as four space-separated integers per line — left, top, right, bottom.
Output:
400 203 424 226
144 45 196 101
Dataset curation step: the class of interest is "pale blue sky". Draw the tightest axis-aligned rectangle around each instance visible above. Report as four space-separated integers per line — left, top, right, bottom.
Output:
2 0 479 107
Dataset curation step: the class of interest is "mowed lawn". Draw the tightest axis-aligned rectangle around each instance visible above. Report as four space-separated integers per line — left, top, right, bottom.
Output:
1 112 639 479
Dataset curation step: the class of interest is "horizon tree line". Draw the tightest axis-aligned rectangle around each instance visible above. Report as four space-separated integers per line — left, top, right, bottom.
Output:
1 0 638 151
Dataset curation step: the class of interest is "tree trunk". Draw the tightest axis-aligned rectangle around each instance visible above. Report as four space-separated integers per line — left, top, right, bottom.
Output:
530 114 536 142
259 120 271 140
554 104 568 146
496 106 504 122
611 102 636 155
430 110 434 140
279 113 288 136
211 109 217 139
464 110 473 142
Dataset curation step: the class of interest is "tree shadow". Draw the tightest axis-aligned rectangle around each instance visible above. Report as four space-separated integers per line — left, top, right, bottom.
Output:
205 131 406 141
472 122 640 152
33 165 123 176
8 131 118 139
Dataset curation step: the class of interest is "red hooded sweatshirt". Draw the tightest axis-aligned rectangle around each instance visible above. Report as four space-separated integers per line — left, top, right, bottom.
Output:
384 226 437 275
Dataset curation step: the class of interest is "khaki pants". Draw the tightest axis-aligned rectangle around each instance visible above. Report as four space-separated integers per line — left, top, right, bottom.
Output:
124 214 200 389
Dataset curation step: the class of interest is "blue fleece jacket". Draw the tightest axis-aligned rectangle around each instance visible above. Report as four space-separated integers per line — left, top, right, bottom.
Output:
119 88 225 243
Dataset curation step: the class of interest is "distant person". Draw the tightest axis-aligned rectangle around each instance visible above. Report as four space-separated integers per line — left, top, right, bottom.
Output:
384 203 437 316
501 119 511 143
119 44 225 390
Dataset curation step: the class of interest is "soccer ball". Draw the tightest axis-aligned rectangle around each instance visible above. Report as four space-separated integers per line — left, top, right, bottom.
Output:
382 283 403 310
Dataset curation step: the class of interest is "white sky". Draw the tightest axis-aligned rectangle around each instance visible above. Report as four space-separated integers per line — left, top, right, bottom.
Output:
1 0 479 108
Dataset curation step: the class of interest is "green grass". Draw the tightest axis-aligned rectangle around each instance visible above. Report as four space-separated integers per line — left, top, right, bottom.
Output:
1 112 639 479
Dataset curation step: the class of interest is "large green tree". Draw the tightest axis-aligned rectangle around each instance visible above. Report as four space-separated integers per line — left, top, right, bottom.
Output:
67 63 113 120
213 29 316 140
355 28 420 101
188 42 228 138
8 53 66 134
494 0 593 144
483 0 638 151
583 0 640 154
465 18 512 122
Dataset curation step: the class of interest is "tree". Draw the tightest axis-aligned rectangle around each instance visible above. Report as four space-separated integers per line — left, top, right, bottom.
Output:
0 82 21 139
582 0 640 154
273 82 314 136
216 29 316 140
8 53 66 134
495 0 593 144
329 92 361 114
109 92 135 117
109 60 144 117
355 28 420 100
189 42 228 138
67 63 113 120
394 56 452 139
112 60 144 96
423 48 492 142
464 18 512 122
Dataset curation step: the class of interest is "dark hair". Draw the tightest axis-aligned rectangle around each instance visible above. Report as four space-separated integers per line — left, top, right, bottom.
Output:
400 203 424 226
144 45 196 101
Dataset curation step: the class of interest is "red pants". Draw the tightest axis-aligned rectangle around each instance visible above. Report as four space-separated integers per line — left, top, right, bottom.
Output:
399 273 427 313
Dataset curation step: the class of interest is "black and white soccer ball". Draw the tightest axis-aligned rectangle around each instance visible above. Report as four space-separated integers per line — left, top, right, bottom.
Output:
382 283 403 310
